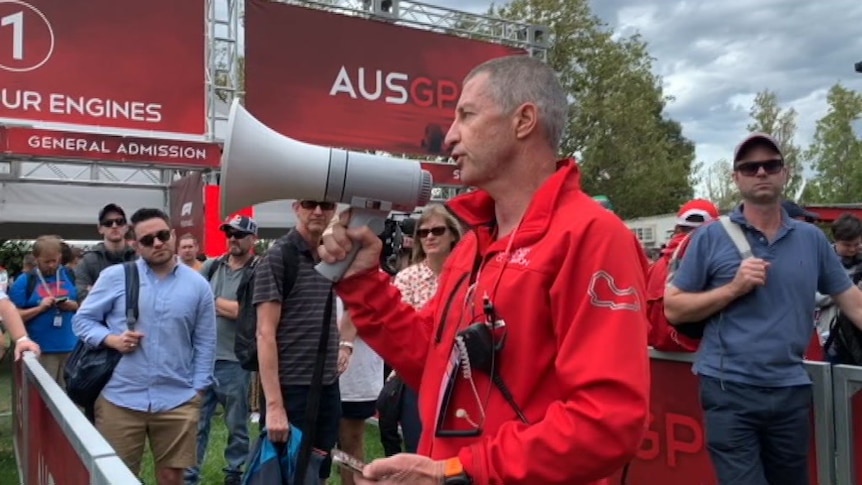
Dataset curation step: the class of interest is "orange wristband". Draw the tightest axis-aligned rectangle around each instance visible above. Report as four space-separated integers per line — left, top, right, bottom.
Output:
443 457 464 477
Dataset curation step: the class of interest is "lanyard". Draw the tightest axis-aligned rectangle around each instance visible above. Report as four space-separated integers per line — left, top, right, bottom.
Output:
34 267 62 298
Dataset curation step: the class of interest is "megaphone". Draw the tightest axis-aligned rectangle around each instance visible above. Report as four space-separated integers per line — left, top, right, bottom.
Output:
220 99 433 281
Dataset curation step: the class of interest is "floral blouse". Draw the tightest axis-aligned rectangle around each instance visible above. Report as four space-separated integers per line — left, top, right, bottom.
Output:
392 261 438 309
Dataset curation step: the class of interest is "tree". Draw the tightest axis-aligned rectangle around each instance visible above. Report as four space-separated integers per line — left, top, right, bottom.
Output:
698 159 738 211
804 83 862 203
745 90 804 197
492 0 697 219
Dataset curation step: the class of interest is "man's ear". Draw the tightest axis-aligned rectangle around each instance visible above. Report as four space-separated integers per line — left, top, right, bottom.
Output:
513 102 539 141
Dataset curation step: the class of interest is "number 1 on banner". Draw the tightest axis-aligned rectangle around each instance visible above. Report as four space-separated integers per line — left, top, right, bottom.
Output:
1 11 24 60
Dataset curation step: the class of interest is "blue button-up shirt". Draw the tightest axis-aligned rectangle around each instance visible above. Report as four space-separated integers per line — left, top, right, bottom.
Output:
72 258 216 412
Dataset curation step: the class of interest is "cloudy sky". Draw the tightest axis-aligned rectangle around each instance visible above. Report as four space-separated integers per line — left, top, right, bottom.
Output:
428 0 862 168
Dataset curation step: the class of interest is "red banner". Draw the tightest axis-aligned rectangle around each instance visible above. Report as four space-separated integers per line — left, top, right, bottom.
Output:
420 161 461 187
0 0 205 134
170 172 206 248
203 184 254 257
245 1 525 157
608 358 820 484
0 126 221 167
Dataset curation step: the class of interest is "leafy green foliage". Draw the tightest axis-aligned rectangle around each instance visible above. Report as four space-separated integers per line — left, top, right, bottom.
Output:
490 0 697 219
804 84 862 203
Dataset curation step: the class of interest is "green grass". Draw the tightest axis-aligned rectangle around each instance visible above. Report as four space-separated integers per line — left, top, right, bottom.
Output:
0 345 386 485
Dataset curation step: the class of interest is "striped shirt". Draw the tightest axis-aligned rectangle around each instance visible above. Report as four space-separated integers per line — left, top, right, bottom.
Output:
252 230 338 386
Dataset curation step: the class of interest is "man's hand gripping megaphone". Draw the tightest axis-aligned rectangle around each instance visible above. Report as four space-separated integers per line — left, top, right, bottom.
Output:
318 209 384 281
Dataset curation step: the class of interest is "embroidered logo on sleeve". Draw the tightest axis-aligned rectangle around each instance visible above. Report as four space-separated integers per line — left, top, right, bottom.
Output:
588 271 641 311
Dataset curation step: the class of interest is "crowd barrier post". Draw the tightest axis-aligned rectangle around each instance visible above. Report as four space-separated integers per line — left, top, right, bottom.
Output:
11 352 139 484
831 364 862 485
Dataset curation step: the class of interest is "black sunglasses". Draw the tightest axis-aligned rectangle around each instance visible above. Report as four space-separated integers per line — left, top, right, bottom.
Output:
137 229 171 247
734 159 783 177
100 217 126 227
299 200 336 211
225 229 251 240
417 226 447 238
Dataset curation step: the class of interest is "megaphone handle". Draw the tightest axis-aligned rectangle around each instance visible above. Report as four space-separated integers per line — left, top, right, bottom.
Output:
315 208 386 283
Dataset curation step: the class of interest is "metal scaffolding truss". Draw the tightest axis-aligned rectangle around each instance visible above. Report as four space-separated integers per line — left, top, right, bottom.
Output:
279 0 549 59
0 158 193 189
206 0 242 140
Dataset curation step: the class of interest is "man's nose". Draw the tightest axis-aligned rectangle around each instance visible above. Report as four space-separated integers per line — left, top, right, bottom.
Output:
443 122 459 153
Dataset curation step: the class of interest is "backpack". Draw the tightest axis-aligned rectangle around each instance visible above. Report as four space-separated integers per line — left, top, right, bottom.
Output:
823 270 862 365
233 241 300 371
646 216 752 351
24 267 76 302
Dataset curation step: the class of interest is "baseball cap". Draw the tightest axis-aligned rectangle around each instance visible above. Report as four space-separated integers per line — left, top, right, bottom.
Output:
676 199 719 228
734 132 783 165
781 200 819 221
98 203 126 223
220 215 259 236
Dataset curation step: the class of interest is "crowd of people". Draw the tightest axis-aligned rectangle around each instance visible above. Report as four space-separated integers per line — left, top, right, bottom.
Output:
1 54 861 485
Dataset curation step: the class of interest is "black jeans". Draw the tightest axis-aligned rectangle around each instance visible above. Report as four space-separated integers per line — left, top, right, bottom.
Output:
699 375 812 485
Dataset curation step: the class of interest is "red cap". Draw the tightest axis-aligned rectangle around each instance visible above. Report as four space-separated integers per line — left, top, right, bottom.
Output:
676 199 719 227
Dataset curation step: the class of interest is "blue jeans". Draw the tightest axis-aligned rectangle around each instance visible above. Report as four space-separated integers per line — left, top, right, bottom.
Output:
185 360 250 484
699 375 812 485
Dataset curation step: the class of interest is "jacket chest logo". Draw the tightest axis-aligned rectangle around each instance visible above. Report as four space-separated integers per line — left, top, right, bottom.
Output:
495 247 532 267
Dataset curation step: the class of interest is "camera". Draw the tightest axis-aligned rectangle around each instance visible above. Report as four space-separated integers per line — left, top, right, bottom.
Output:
378 213 417 276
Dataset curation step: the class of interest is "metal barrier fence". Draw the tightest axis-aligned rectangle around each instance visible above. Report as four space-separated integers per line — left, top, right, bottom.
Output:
9 348 862 484
610 350 837 484
11 352 138 485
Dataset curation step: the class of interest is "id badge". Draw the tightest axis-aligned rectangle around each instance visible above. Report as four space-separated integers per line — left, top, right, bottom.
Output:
53 313 63 328
434 345 461 426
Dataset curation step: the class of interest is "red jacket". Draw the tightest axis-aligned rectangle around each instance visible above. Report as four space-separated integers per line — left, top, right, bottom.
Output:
337 159 650 484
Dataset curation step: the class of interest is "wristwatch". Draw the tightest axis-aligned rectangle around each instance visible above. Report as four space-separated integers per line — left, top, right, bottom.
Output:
339 340 354 353
442 457 472 485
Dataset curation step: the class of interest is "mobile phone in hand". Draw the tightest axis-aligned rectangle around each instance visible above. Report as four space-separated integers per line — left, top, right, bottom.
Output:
54 296 68 304
331 448 366 474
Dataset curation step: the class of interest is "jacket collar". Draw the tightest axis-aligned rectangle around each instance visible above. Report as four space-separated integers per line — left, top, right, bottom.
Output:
445 158 581 249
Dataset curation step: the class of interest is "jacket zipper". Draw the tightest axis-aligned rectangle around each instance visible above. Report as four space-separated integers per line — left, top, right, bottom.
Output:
434 271 469 344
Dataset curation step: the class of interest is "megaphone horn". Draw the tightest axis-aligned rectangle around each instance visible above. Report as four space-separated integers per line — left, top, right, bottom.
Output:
219 99 434 281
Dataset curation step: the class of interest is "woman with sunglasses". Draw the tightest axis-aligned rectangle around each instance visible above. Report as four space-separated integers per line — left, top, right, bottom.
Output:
384 205 462 454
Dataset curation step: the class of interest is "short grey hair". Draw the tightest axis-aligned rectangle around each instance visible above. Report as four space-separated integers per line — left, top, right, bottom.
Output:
464 55 568 151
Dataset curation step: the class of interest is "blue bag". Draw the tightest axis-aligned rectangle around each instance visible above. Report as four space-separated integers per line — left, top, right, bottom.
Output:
243 426 325 485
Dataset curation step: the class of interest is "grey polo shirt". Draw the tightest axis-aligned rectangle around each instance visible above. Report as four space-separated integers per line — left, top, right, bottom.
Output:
200 256 250 362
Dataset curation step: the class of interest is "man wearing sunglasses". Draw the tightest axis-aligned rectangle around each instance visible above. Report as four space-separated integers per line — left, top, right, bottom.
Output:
185 215 258 485
665 132 862 485
254 199 343 484
74 208 216 485
74 203 137 302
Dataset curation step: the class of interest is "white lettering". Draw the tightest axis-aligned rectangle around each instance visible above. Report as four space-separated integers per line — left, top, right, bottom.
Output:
329 66 357 99
385 72 408 104
0 89 164 123
328 67 412 105
24 135 208 161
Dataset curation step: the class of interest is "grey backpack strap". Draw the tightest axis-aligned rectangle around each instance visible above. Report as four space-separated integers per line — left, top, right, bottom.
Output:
719 215 753 259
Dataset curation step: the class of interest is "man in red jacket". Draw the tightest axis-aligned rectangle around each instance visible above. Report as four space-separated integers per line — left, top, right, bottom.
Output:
320 55 650 485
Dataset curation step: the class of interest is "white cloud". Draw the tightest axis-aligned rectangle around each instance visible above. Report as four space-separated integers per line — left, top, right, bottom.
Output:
445 0 862 174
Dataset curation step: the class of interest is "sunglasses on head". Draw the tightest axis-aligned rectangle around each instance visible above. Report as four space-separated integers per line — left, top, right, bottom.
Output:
225 229 251 240
100 217 126 228
417 226 447 238
137 229 171 247
299 200 336 211
734 159 783 177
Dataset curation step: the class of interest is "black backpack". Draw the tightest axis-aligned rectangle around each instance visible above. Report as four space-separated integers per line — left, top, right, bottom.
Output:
824 270 862 365
24 267 76 301
231 241 299 371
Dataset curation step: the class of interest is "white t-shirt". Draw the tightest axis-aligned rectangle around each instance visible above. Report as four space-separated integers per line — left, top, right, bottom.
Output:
337 298 384 402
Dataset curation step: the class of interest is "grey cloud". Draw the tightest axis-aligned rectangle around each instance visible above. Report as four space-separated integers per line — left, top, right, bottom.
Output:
429 0 862 165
